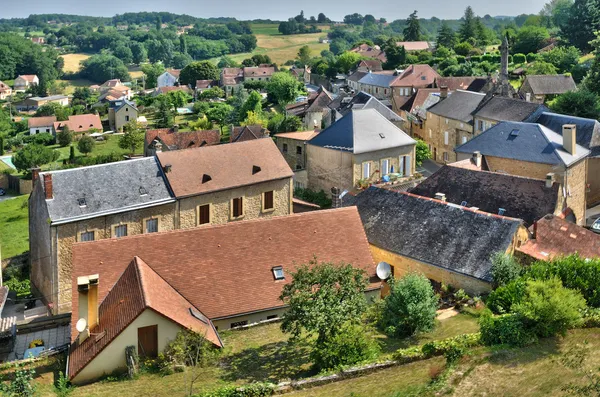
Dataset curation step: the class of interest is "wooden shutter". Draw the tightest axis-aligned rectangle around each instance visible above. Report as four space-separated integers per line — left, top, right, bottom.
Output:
264 191 274 210
137 325 158 358
233 198 243 217
199 205 210 225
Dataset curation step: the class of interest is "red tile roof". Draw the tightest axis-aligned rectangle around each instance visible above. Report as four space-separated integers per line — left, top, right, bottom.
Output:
156 138 293 197
156 86 192 95
274 131 319 141
145 128 221 150
17 75 38 83
28 116 57 128
70 207 379 323
0 81 11 93
53 114 102 133
195 79 218 89
395 41 431 51
243 67 275 78
390 64 440 88
166 69 181 78
68 257 222 379
230 124 270 143
518 215 600 261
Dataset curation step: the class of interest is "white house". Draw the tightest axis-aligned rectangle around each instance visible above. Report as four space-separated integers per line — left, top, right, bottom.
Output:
28 116 57 135
157 70 181 88
14 75 39 92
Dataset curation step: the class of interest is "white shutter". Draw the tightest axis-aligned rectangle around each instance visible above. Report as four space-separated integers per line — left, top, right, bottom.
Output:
444 131 449 145
406 154 412 176
399 156 405 175
381 159 389 175
462 136 467 144
362 162 370 179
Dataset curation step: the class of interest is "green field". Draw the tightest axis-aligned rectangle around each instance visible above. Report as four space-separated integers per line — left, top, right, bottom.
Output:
0 195 29 260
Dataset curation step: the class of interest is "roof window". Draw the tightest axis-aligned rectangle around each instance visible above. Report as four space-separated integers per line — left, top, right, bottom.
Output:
379 133 385 139
272 266 285 280
202 174 212 184
510 129 520 137
252 165 261 175
139 186 148 196
77 198 87 207
498 208 506 216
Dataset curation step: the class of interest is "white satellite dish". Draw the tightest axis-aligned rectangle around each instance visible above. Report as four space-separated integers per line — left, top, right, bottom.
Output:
76 318 87 333
376 262 392 280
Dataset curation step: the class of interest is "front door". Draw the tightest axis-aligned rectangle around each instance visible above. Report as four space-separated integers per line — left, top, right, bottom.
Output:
137 325 158 358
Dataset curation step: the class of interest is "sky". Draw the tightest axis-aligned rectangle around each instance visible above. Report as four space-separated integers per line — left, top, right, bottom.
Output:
1 0 549 21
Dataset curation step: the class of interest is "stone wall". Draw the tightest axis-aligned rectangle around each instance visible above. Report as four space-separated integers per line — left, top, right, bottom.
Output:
424 112 474 164
564 159 587 225
587 158 600 206
0 174 7 190
275 137 308 171
29 180 54 312
352 145 416 185
306 145 354 193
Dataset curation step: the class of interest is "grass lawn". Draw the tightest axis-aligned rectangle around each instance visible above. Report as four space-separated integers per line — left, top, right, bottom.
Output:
57 79 96 95
128 65 144 79
0 195 29 260
60 53 91 74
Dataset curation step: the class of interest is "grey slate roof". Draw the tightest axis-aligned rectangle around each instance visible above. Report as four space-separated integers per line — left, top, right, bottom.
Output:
43 158 174 224
427 90 486 123
522 75 577 95
344 187 523 282
410 165 560 226
332 92 404 123
109 99 137 111
535 112 600 157
474 96 548 122
455 121 590 167
347 71 368 83
358 73 398 88
308 108 414 154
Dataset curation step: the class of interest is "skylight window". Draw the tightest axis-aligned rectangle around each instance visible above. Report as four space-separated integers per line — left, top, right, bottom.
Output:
510 129 520 137
379 133 385 139
498 208 506 216
460 201 467 207
77 198 87 207
272 266 285 280
139 187 148 196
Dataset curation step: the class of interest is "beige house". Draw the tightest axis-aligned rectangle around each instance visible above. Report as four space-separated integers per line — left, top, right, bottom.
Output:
14 74 39 92
107 99 138 132
275 130 319 189
307 108 416 193
518 74 577 104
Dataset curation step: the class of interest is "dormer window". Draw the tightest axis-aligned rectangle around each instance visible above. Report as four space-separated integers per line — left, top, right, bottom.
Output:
77 198 87 207
272 266 285 280
139 187 148 196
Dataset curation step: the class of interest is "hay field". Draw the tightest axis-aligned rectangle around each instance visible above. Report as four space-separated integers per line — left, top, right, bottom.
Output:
60 53 91 73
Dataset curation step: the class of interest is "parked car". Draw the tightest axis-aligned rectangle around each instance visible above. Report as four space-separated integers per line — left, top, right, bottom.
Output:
591 218 600 234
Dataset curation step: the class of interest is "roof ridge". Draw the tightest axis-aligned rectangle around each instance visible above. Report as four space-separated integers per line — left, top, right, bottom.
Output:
132 257 149 307
39 156 155 176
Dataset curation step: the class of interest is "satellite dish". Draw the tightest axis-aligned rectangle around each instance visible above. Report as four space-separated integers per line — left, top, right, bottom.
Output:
76 318 87 333
376 262 392 280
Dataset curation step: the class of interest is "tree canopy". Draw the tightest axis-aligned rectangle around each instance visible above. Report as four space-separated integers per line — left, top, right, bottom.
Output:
179 61 220 87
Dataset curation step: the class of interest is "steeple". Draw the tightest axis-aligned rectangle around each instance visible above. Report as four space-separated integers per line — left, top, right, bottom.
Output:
500 34 510 97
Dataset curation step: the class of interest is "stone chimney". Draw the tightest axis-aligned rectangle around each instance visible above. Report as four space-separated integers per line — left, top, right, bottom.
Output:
31 168 41 185
545 173 554 188
172 124 179 133
435 192 447 202
43 174 53 200
525 92 531 102
500 34 510 97
472 151 482 168
331 187 341 208
440 86 448 99
563 124 577 155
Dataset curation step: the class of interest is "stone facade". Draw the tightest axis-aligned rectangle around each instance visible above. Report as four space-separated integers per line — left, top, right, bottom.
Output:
108 103 137 132
275 137 309 171
425 112 474 163
587 158 600 206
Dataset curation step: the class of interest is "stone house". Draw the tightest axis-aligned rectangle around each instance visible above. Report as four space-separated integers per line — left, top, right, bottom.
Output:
285 87 333 129
518 74 577 104
346 71 368 92
14 74 39 92
345 187 529 295
220 68 244 96
472 96 547 134
390 64 440 99
68 207 381 383
350 43 387 62
425 90 487 163
356 60 383 72
357 73 397 99
455 121 590 225
243 66 275 82
107 99 137 132
157 69 180 88
307 108 416 193
328 91 404 128
229 124 270 143
274 130 319 189
19 95 69 111
144 128 220 156
28 116 57 135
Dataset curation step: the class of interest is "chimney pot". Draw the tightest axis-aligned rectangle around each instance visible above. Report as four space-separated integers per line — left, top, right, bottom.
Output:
331 187 342 208
562 124 577 155
440 86 448 98
545 173 554 188
43 174 53 200
31 168 41 185
472 151 482 168
435 192 447 202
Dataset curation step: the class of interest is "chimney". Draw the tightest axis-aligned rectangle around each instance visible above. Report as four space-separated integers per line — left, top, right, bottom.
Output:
163 164 172 173
440 86 448 99
43 174 53 200
533 221 538 239
545 173 554 188
562 124 576 155
172 124 179 133
435 192 447 202
31 168 41 185
331 187 341 208
472 151 482 168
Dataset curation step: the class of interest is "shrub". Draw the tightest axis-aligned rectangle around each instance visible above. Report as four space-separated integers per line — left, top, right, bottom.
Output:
195 383 275 397
57 128 72 147
0 363 36 397
513 278 585 337
481 54 493 63
23 133 55 146
454 42 473 56
526 52 538 62
393 333 481 363
491 252 522 288
312 322 380 370
54 371 74 397
479 311 535 346
513 53 527 64
294 187 332 208
0 136 4 156
77 135 95 155
456 55 466 64
470 55 482 63
486 278 526 314
380 273 438 338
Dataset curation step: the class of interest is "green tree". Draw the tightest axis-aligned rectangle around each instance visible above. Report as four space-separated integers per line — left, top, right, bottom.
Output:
380 273 438 337
513 26 550 54
118 121 145 155
491 253 522 288
77 135 95 156
0 363 36 397
0 137 4 156
335 51 363 74
266 72 304 108
113 45 133 64
415 139 431 167
155 94 174 128
313 322 380 370
238 90 263 122
297 45 312 65
179 35 187 54
550 90 600 119
35 102 71 121
172 52 193 69
198 87 225 101
540 46 580 73
217 55 237 68
79 53 131 84
57 125 72 147
180 61 220 88
583 32 600 95
562 0 600 52
206 103 233 134
459 6 478 42
167 90 192 110
403 10 422 41
69 145 75 163
527 61 558 75
13 144 59 175
141 62 165 89
437 22 457 49
383 39 407 69
130 41 147 64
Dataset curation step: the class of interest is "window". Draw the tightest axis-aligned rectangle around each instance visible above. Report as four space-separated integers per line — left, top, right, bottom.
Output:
296 146 302 155
46 128 50 133
282 143 288 153
198 204 210 225
445 118 449 125
428 129 432 138
295 165 302 170
461 136 467 144
145 218 158 233
362 162 370 179
267 315 278 320
443 152 449 162
232 197 243 218
36 129 39 134
125 107 128 112
114 224 128 238
444 131 449 145
125 115 130 122
80 231 95 242
381 159 390 175
263 191 274 211
231 320 248 328
272 266 285 280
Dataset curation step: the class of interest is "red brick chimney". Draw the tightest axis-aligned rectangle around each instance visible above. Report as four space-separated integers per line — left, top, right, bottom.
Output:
44 174 53 200
31 168 41 185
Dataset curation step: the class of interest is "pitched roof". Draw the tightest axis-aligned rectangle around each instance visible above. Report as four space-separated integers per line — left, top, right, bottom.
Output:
344 187 523 282
29 95 69 102
230 124 270 143
165 69 181 78
518 214 600 261
347 71 368 83
0 81 11 92
474 96 548 122
53 114 102 133
243 67 275 78
274 131 319 141
401 88 440 114
155 86 192 95
333 92 404 122
390 64 440 88
100 79 122 88
358 72 398 88
68 257 222 379
535 112 600 157
350 44 386 61
195 79 218 89
521 75 577 95
70 207 379 323
28 116 57 128
358 60 383 71
156 138 293 197
109 99 136 112
145 129 221 150
42 157 174 224
305 87 334 113
427 90 487 123
435 77 488 92
16 75 38 82
308 108 415 154
396 41 431 51
410 165 559 226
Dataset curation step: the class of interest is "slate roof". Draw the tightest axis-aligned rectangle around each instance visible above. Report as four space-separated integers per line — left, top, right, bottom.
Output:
455 121 590 167
28 116 57 128
518 214 600 261
156 138 293 197
308 108 414 154
230 124 270 143
535 112 600 157
108 99 136 112
358 73 398 88
145 128 221 150
306 87 334 113
42 157 174 224
410 165 559 226
332 92 404 122
344 187 523 282
427 90 486 123
390 64 440 88
400 88 440 114
474 96 548 122
521 74 577 95
347 71 368 83
68 257 222 379
70 207 380 323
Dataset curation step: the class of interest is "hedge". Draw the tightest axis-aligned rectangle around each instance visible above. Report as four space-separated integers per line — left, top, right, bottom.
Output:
195 383 275 397
393 333 481 364
479 312 535 347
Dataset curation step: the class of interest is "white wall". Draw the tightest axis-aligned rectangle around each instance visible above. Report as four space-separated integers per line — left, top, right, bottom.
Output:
157 73 178 88
29 126 53 135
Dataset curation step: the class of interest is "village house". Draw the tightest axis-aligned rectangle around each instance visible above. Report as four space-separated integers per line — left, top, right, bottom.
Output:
307 108 416 193
518 74 577 104
220 67 244 96
350 43 387 62
425 89 487 163
107 99 137 132
274 130 319 189
290 66 311 83
285 87 333 129
18 95 69 111
357 73 397 99
29 158 177 314
28 116 57 135
31 36 45 44
144 128 220 156
157 69 181 88
195 79 219 94
396 88 441 137
344 187 529 295
472 96 547 134
243 66 275 81
53 114 103 135
152 86 192 97
433 77 488 93
346 71 368 92
156 138 294 230
390 64 440 99
229 124 270 143
0 81 12 100
67 207 381 383
455 121 590 225
14 74 39 92
395 41 431 51
410 163 563 226
356 60 383 72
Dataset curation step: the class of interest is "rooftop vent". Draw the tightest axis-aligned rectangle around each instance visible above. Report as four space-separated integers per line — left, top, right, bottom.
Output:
202 174 212 184
77 198 87 207
252 165 261 175
189 307 209 324
498 208 506 216
460 201 467 206
163 164 172 173
379 133 385 139
510 129 520 137
272 266 285 280
435 192 446 202
139 186 148 196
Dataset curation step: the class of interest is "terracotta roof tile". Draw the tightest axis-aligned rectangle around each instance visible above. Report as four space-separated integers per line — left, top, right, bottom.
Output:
53 114 102 133
274 131 319 141
390 64 440 88
28 116 57 128
230 124 270 143
395 41 431 51
243 67 275 78
145 129 220 150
